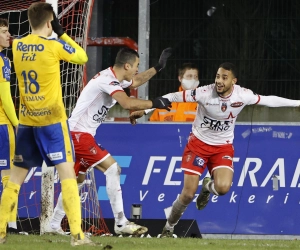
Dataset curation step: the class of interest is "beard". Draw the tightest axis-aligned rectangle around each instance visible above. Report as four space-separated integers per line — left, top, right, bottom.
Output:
215 82 231 96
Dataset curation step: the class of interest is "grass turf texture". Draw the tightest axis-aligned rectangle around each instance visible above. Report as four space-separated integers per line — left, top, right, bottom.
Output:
1 234 299 250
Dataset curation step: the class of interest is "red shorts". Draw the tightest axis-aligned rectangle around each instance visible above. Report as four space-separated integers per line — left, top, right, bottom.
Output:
181 133 234 176
71 131 110 176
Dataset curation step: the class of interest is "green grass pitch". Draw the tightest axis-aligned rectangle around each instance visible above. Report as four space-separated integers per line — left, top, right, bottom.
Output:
1 234 300 250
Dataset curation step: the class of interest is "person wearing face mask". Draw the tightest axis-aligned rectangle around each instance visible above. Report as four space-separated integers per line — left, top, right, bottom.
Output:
149 63 199 122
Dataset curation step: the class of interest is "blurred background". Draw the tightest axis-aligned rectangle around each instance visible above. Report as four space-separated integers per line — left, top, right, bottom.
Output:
94 0 300 100
2 0 300 120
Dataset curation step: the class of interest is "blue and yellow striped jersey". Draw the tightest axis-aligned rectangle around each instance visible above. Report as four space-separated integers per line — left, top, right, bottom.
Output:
0 52 12 125
13 34 76 126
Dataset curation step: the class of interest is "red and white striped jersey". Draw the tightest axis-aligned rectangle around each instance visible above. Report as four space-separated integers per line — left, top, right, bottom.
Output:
69 67 132 136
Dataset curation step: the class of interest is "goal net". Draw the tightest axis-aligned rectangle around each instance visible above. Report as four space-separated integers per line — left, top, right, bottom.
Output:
0 0 110 236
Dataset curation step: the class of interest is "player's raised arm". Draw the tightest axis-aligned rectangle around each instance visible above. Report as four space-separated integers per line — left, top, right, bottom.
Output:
51 12 88 64
130 47 172 88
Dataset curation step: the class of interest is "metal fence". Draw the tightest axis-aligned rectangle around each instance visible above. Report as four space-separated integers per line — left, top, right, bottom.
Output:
104 0 300 100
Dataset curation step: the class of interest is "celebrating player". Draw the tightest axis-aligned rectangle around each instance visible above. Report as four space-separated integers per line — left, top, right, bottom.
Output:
130 62 300 237
0 3 95 246
47 47 172 236
0 18 19 230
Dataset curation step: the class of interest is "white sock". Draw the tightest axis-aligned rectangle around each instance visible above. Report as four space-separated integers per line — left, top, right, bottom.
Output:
104 163 127 226
205 181 219 196
165 221 174 230
166 198 187 228
50 192 66 230
8 222 17 229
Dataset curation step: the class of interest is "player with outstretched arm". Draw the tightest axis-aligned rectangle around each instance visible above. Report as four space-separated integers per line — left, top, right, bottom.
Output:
130 62 300 237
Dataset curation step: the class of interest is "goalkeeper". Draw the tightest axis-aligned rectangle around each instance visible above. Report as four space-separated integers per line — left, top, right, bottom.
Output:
47 47 172 236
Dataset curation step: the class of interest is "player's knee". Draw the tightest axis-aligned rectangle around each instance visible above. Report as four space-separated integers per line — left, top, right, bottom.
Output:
117 164 121 174
215 181 231 195
181 191 195 204
105 162 120 176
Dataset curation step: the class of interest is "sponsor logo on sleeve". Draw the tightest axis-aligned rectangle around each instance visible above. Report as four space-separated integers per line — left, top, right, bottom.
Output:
109 81 120 86
2 65 10 81
63 43 75 54
230 102 244 108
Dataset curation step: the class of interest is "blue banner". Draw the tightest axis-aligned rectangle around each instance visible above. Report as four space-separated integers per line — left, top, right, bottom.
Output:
5 123 300 235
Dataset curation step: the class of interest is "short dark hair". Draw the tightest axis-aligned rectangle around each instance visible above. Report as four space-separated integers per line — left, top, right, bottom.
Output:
114 47 139 67
178 63 198 78
28 2 53 30
219 62 237 78
0 18 8 28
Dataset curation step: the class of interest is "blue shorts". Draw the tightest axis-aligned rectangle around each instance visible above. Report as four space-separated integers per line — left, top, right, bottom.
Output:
14 121 75 168
0 124 15 171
